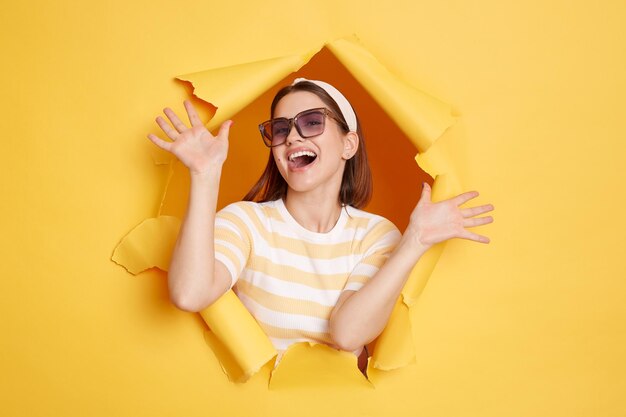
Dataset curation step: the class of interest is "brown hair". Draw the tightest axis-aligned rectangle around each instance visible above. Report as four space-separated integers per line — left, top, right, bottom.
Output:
243 81 372 208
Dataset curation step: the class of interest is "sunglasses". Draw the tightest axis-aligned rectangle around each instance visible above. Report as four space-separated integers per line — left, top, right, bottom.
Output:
258 107 348 147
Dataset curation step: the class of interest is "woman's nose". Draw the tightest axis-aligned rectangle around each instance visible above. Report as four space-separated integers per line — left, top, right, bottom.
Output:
285 123 304 146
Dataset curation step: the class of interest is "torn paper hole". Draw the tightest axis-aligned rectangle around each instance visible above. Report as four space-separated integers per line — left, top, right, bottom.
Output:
114 35 464 386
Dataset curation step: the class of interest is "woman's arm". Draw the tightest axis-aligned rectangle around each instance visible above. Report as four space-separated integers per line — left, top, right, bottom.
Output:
148 101 233 312
167 169 233 312
329 183 494 351
329 234 427 351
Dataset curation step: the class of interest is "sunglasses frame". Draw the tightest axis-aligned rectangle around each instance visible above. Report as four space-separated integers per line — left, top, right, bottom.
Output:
258 107 349 148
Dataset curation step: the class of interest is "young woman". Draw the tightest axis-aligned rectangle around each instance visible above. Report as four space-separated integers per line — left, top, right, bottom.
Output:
147 79 494 368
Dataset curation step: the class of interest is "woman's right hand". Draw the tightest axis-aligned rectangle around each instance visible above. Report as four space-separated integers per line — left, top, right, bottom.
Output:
147 100 233 176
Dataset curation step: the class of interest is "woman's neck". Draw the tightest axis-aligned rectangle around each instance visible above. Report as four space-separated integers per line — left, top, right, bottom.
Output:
283 191 342 233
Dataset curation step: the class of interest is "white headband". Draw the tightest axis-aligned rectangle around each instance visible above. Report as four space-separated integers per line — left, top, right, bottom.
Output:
291 78 357 132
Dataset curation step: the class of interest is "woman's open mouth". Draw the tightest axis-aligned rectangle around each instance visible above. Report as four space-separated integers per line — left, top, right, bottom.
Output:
288 150 318 170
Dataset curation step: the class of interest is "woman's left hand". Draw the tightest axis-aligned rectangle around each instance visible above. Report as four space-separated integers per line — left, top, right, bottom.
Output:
406 182 494 250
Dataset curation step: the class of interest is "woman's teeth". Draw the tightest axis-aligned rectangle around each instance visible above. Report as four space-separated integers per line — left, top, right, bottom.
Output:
288 150 317 168
288 150 317 161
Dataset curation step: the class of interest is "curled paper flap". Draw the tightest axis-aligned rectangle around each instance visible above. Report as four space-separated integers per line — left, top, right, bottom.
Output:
369 299 416 371
176 49 320 132
415 133 464 185
371 176 457 370
403 174 459 305
112 216 276 381
269 343 372 390
200 291 277 382
327 37 456 153
112 216 181 275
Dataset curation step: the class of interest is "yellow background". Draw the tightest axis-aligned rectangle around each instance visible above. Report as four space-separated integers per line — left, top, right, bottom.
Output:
2 0 625 416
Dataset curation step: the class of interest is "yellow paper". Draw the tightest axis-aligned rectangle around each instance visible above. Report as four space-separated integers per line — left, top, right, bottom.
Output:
176 50 320 132
369 299 415 371
112 215 276 381
269 343 372 390
200 291 277 382
112 216 181 274
5 0 625 414
0 0 626 417
327 37 456 153
371 176 454 370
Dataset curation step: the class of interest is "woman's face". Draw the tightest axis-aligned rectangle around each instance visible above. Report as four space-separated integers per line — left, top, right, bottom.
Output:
271 91 357 198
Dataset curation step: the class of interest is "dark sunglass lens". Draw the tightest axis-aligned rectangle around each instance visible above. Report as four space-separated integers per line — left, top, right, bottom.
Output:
270 119 290 144
260 122 272 139
297 111 325 137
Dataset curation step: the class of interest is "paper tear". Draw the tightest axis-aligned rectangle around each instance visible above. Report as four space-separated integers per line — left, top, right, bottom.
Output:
115 35 462 384
371 175 463 370
199 291 277 383
176 48 321 132
112 218 276 382
149 145 174 166
112 216 181 275
327 36 456 153
269 343 372 390
157 162 177 216
369 298 416 371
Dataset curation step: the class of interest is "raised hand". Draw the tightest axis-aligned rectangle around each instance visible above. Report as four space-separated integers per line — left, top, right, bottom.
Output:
147 100 233 175
407 182 494 249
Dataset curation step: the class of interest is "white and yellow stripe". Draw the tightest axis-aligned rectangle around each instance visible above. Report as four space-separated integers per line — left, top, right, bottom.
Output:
214 199 401 356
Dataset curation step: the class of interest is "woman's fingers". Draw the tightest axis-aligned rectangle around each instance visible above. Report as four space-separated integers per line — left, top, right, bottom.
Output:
155 116 179 140
184 100 203 127
459 229 491 244
147 133 172 152
417 182 432 204
463 216 494 228
452 190 480 206
163 107 188 132
461 203 495 218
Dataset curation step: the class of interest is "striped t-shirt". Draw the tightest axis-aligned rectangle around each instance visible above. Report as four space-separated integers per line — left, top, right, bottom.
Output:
214 198 401 357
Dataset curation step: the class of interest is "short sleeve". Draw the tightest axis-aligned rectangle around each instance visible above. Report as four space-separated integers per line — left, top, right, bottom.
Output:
214 202 252 289
343 218 402 292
